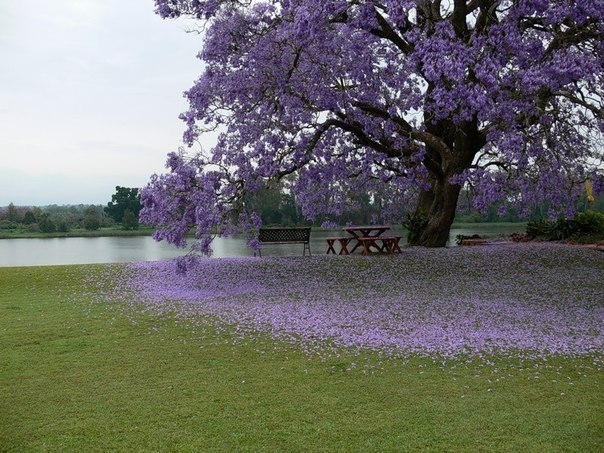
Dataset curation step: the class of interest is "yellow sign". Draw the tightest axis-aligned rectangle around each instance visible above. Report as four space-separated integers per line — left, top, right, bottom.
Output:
586 179 595 203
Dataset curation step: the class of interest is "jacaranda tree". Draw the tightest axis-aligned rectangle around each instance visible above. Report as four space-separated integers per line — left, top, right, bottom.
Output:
141 0 603 253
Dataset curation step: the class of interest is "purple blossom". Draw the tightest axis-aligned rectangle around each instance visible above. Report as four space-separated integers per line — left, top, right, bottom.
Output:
95 243 604 360
145 0 604 252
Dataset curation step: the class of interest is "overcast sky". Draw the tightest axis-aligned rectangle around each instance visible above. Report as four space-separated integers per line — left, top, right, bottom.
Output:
0 0 210 206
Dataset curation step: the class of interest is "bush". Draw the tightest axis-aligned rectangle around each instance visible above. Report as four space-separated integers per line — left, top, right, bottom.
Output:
551 218 574 240
573 210 604 235
83 216 100 231
459 211 486 223
526 219 553 238
25 223 40 233
403 211 428 243
56 221 70 233
526 211 604 241
38 215 56 233
0 220 17 230
121 209 139 230
23 211 36 225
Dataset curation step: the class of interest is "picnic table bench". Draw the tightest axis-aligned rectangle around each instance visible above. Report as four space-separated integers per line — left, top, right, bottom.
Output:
258 227 311 257
326 236 354 255
356 235 402 255
326 226 402 256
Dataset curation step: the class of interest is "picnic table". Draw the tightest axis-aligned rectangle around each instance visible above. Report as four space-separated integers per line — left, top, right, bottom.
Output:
326 226 402 255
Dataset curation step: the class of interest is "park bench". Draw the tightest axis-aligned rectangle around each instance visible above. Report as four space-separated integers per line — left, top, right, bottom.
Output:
258 227 312 257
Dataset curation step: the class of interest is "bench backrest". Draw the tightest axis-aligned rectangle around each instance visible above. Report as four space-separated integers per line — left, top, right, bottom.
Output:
258 227 311 243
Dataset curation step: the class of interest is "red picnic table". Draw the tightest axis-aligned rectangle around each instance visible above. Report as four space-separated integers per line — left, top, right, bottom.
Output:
326 226 402 255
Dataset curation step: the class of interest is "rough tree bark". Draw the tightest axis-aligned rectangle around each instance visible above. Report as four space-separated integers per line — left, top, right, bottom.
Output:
412 179 463 246
409 116 484 246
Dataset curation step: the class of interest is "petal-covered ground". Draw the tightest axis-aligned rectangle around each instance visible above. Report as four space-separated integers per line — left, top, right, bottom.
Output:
103 243 603 360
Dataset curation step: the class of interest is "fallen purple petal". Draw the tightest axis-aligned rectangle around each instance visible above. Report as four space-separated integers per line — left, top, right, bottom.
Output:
95 243 603 360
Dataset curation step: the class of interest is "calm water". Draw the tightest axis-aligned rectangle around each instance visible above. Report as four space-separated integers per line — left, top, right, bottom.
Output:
0 224 525 267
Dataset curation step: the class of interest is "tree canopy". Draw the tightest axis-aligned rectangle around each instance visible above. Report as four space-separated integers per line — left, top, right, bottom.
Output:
141 0 604 253
105 186 142 227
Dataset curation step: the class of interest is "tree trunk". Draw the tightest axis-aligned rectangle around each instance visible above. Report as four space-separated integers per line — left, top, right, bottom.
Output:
409 177 462 247
407 108 482 247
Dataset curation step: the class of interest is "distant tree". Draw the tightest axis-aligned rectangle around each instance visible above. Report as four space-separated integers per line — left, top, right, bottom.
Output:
105 187 141 225
0 220 17 230
56 220 70 233
38 213 56 233
22 210 37 225
244 182 284 225
5 203 20 223
30 207 43 223
83 206 101 231
25 223 40 233
243 179 307 226
280 193 301 226
121 209 139 230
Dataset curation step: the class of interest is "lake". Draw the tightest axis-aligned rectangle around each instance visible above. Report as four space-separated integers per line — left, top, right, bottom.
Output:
0 224 525 267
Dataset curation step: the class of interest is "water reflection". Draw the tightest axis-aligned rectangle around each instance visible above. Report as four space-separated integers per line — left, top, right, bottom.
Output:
0 237 183 267
0 224 524 267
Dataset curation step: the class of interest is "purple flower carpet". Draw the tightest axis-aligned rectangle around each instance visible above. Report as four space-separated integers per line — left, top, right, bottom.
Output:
94 243 603 361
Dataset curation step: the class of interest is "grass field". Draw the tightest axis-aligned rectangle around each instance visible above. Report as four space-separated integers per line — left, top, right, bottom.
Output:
1 245 602 451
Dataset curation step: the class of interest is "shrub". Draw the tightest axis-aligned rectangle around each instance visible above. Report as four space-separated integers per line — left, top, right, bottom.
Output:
84 216 100 231
551 218 574 240
23 211 36 225
25 223 40 233
121 209 139 230
403 211 428 243
0 220 17 230
38 215 56 233
526 219 552 238
56 221 70 233
572 210 604 235
526 211 604 241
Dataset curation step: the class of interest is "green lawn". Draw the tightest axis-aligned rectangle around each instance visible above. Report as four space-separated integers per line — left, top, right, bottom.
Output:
1 264 602 452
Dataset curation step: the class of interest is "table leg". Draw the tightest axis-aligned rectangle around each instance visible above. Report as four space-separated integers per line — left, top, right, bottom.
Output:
348 237 361 254
326 239 337 254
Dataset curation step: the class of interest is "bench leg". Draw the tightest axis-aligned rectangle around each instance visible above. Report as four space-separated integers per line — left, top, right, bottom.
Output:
385 238 395 255
382 237 402 255
304 242 311 256
349 239 361 254
392 238 402 254
338 238 351 255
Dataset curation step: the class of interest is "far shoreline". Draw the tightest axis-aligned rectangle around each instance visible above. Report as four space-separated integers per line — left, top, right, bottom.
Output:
0 226 155 240
5 221 601 247
0 222 527 241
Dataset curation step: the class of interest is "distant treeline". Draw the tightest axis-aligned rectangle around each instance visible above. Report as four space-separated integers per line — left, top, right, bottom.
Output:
0 204 113 233
0 186 142 234
244 181 604 227
1 183 602 234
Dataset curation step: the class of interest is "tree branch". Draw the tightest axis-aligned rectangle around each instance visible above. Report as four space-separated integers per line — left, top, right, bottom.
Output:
452 0 470 41
556 90 604 120
370 8 414 54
